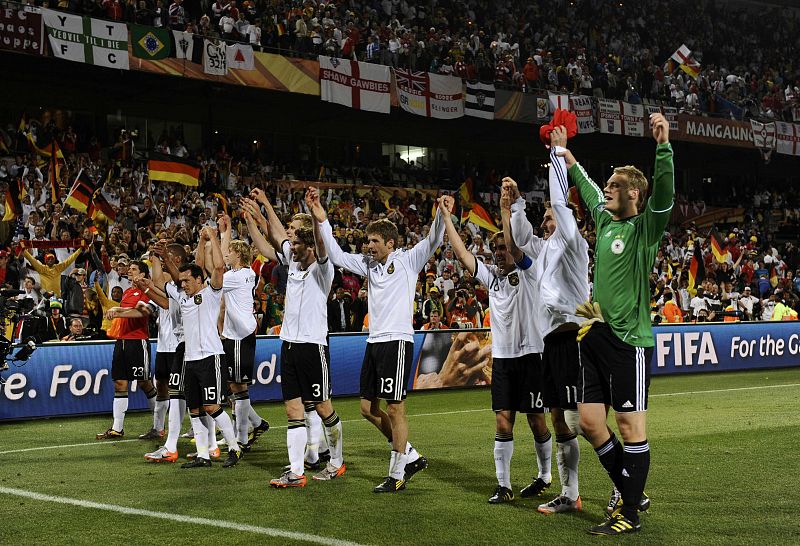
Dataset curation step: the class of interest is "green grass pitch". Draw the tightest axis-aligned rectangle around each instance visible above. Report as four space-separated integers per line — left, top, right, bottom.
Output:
2 368 799 545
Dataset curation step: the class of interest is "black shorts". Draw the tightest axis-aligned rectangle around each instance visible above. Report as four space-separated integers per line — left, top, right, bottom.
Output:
163 343 186 397
578 323 652 412
360 340 413 402
184 354 225 409
541 330 581 410
111 339 151 381
491 353 546 413
223 333 257 384
154 351 171 382
280 341 332 402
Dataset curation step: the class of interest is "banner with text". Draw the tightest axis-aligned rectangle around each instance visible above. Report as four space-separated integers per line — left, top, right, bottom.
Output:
598 99 645 136
394 68 463 119
570 94 595 134
42 8 128 69
319 56 391 114
3 324 799 420
0 7 43 55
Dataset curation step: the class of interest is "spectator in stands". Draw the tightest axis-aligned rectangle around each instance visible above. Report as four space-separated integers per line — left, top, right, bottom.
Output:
23 248 82 298
422 308 445 330
327 287 352 333
61 317 86 341
44 300 68 342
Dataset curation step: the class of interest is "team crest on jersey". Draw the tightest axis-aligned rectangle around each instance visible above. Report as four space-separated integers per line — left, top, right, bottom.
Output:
508 272 519 286
611 238 625 255
193 294 203 305
387 262 395 274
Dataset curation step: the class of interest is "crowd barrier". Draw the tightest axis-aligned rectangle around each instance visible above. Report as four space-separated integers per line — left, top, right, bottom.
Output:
1 322 799 420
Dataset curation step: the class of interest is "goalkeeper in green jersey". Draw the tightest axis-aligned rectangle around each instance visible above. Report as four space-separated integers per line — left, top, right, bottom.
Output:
556 113 673 535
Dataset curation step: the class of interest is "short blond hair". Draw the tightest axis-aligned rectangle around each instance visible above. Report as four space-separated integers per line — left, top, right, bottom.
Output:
228 239 253 265
613 165 648 211
291 213 313 229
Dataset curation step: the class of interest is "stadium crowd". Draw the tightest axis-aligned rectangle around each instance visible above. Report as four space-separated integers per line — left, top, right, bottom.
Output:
0 114 798 343
27 0 800 120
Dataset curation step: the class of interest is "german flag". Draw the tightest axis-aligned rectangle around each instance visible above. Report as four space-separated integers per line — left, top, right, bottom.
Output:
709 228 729 263
463 202 499 233
88 187 117 222
47 140 63 204
25 133 65 159
65 169 96 213
688 242 705 293
456 177 499 233
2 177 23 221
210 192 229 217
148 152 200 187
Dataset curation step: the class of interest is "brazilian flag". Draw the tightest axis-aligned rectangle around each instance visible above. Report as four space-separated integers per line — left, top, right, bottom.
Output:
131 24 172 60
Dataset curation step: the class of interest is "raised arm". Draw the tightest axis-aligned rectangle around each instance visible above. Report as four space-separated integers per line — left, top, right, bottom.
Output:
643 113 675 245
440 196 476 276
500 188 523 263
547 127 582 245
406 197 446 273
504 176 545 259
563 145 605 224
249 189 288 250
23 250 45 274
205 227 225 289
241 203 279 263
53 248 83 274
307 186 369 276
306 189 327 261
134 276 169 309
218 213 232 260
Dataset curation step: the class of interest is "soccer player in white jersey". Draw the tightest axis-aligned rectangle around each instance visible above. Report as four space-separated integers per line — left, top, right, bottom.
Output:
242 194 345 487
218 215 270 451
440 194 550 504
247 190 330 468
169 227 242 469
308 187 444 493
141 242 190 463
504 125 590 514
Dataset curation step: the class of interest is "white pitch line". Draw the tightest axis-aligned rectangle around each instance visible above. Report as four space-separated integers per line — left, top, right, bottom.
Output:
0 486 366 546
650 382 800 398
3 383 799 456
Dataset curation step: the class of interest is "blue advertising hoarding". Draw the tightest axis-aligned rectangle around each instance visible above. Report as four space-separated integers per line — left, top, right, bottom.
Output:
1 323 799 420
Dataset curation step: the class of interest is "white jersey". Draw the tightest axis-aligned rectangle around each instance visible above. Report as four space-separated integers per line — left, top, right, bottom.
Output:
278 240 334 346
166 282 224 361
474 259 532 358
510 146 589 339
222 267 257 340
152 281 183 352
320 212 444 343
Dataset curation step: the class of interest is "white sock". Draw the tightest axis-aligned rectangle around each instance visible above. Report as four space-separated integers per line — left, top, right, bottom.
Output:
248 405 262 427
322 412 343 467
389 450 407 481
405 442 420 463
190 416 210 459
201 414 218 451
288 421 307 476
154 399 169 431
235 397 252 445
305 410 322 464
494 434 513 489
146 393 156 413
212 410 239 451
557 435 581 500
535 432 553 482
164 398 185 452
112 396 128 432
564 409 583 437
